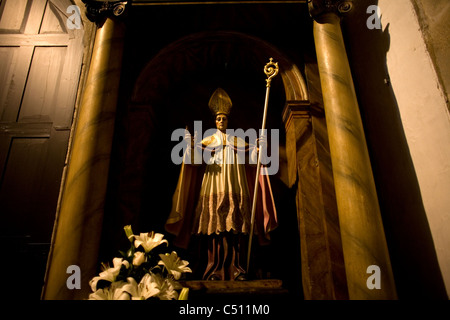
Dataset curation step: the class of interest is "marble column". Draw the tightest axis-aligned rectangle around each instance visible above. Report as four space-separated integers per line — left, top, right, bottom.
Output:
310 2 397 299
42 2 127 300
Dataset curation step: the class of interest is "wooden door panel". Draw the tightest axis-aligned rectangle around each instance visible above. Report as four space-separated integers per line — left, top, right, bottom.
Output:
0 0 30 33
40 0 68 34
0 46 18 118
0 46 34 122
0 46 17 91
0 0 84 298
0 133 69 242
23 0 48 34
0 136 10 176
0 0 83 236
0 138 50 235
19 46 67 122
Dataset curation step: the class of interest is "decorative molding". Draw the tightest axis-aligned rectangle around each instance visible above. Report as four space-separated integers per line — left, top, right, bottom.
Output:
282 101 311 129
307 0 352 20
132 0 306 5
82 0 130 22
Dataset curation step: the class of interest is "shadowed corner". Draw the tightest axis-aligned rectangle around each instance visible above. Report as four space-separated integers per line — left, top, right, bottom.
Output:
341 0 448 299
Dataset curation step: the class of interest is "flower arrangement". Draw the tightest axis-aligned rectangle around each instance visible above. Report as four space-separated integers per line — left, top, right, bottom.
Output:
88 225 192 300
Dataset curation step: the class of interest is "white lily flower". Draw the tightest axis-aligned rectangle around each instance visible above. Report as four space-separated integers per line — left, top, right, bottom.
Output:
89 257 130 292
88 280 130 300
134 231 168 253
122 274 160 300
89 226 193 300
158 251 192 280
132 251 147 267
151 272 179 300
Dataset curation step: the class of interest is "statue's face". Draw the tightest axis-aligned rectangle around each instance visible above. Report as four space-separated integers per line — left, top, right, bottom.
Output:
216 114 228 132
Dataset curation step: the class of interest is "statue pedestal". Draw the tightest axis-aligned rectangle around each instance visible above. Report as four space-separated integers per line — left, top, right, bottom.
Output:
180 279 289 300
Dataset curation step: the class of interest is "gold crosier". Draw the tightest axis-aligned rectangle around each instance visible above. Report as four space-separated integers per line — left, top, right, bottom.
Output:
246 58 279 274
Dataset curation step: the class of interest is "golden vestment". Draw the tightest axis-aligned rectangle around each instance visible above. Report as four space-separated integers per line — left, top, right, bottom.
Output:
166 130 278 249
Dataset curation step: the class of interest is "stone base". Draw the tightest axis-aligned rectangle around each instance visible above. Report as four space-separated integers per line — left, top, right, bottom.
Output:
179 279 290 300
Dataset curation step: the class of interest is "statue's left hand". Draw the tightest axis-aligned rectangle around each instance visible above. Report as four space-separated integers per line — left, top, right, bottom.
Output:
256 135 267 149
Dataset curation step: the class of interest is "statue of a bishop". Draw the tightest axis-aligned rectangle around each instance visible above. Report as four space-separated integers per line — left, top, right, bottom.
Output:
165 88 278 281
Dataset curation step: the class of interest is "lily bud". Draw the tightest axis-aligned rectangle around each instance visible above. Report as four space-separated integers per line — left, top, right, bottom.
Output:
124 225 134 242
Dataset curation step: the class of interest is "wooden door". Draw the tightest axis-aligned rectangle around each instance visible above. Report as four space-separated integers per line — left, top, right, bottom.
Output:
0 0 84 298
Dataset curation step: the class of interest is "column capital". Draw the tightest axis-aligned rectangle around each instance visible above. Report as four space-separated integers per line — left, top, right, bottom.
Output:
82 0 130 23
308 0 353 20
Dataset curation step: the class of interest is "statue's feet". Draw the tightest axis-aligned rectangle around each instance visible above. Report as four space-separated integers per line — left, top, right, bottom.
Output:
234 272 248 281
207 274 222 281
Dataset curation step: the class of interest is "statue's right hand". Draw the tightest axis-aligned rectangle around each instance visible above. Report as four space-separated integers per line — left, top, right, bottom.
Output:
184 130 197 147
184 130 191 144
193 130 198 142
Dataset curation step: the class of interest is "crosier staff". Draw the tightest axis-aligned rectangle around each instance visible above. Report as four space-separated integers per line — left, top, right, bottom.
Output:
246 58 279 274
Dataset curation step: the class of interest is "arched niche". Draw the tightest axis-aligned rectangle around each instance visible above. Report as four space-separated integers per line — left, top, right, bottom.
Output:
132 31 309 111
102 31 306 285
118 32 309 217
